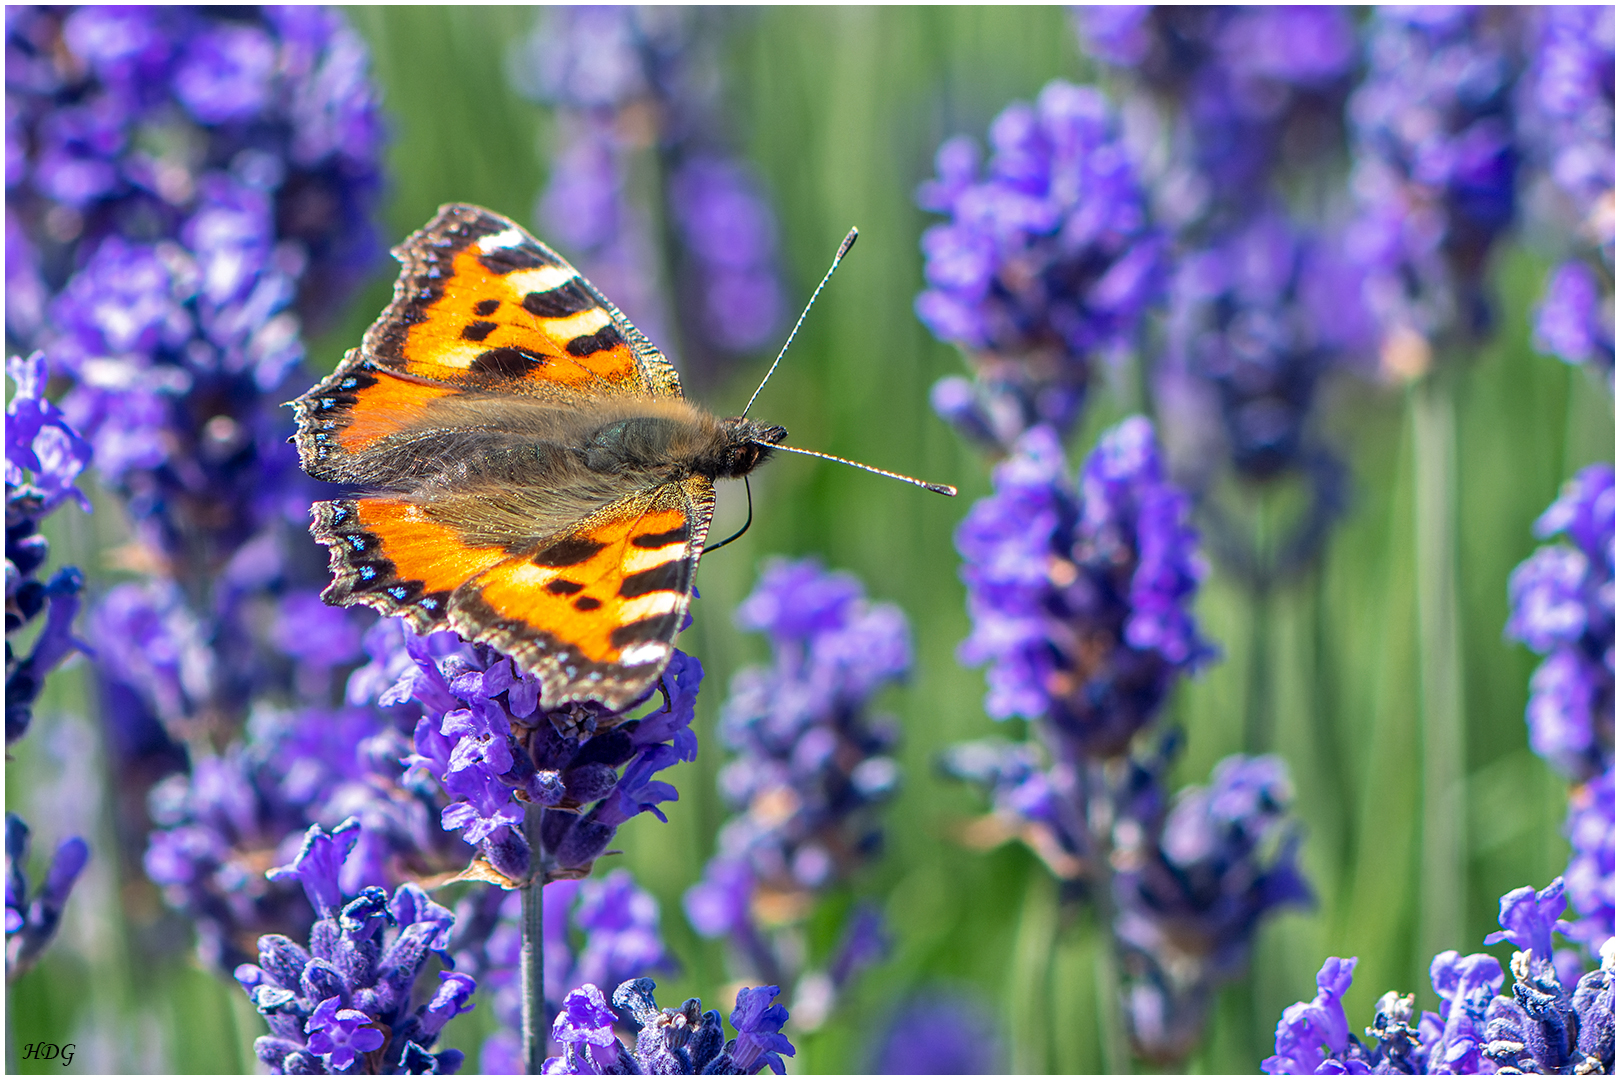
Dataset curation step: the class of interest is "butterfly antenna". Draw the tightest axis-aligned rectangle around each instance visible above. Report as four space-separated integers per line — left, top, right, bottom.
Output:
703 476 755 553
771 444 957 496
741 227 859 418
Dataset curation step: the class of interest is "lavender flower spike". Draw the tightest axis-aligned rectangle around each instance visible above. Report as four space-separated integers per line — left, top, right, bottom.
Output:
916 80 1164 446
543 979 794 1075
235 821 473 1075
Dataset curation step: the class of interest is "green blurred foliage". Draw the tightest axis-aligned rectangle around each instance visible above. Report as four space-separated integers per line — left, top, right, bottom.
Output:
7 6 1612 1074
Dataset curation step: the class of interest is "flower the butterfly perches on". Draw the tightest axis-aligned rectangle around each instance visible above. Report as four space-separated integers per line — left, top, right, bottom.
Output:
381 622 702 887
544 979 794 1075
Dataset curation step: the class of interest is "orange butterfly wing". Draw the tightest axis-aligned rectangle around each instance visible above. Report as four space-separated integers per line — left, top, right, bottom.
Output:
292 204 713 710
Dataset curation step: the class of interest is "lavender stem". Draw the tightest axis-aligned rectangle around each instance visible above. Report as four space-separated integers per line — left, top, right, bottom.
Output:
522 804 546 1074
1412 373 1466 964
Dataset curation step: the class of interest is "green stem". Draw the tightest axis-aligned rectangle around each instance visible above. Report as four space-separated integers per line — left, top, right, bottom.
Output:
1411 373 1466 964
521 805 547 1075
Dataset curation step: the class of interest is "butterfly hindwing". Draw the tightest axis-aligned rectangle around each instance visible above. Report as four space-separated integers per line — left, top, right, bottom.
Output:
449 476 716 707
311 478 714 709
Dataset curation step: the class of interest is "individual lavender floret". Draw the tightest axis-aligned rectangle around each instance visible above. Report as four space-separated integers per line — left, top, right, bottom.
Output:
6 351 91 746
370 622 702 886
234 821 476 1075
5 811 89 981
142 698 476 974
1345 8 1523 362
916 80 1164 447
955 417 1210 755
867 991 1002 1075
544 979 794 1075
1114 753 1314 1061
456 869 676 1074
684 559 906 993
1505 464 1615 783
1263 879 1617 1075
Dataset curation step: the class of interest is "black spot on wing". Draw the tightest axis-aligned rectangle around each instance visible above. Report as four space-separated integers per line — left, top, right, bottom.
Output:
611 616 674 649
478 244 561 275
546 580 584 596
573 596 602 611
619 560 688 598
534 536 607 567
471 346 548 380
461 320 498 342
473 298 501 316
523 280 596 318
566 324 625 357
632 524 690 549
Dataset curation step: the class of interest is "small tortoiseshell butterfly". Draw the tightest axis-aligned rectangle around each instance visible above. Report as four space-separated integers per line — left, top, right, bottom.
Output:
293 204 951 712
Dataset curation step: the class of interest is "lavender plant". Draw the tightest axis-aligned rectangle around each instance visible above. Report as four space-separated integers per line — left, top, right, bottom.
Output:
915 80 1165 449
235 821 477 1075
1263 880 1615 1075
1506 465 1615 958
684 559 906 1026
514 6 784 385
544 979 794 1075
5 0 404 978
941 415 1310 1061
1344 7 1522 369
5 350 92 980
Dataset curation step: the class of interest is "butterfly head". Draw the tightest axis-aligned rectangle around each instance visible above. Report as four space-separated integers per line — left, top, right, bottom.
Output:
708 417 786 479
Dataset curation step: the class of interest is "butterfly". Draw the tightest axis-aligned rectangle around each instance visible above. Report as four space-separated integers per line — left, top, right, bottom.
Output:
292 204 953 712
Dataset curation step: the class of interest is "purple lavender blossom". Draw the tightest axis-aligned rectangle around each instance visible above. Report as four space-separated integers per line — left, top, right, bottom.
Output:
1114 754 1314 1061
519 7 784 378
1074 7 1357 231
915 81 1164 446
955 417 1209 754
1505 464 1615 782
5 812 89 980
867 992 1001 1074
1263 880 1617 1075
6 352 92 746
1519 5 1614 243
4 349 92 977
363 621 702 887
1533 260 1615 376
142 696 475 973
1345 7 1523 361
543 979 794 1075
1562 768 1616 958
234 821 475 1075
1519 5 1613 383
684 559 906 996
